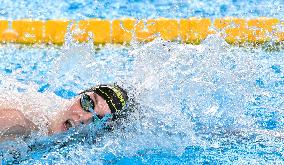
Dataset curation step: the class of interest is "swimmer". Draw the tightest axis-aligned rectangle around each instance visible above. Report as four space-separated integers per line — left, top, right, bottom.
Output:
0 84 128 142
1 82 282 143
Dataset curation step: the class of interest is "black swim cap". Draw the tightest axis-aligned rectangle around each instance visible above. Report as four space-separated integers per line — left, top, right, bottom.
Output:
81 84 128 114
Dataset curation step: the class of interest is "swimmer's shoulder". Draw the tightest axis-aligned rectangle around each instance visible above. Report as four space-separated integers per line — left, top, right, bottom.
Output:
0 108 38 141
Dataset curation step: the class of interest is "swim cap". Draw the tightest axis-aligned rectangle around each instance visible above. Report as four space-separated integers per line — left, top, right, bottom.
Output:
81 84 128 114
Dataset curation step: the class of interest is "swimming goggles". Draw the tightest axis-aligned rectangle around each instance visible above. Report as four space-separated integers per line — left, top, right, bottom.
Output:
80 93 112 126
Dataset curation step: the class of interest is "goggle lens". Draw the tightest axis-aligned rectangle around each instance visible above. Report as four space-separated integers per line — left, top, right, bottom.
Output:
80 93 112 125
80 94 95 113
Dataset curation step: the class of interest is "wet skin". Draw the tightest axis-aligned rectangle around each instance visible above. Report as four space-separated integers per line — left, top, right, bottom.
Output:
48 92 111 134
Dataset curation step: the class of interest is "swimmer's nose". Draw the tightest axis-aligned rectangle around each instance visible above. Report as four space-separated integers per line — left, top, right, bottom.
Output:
76 112 94 125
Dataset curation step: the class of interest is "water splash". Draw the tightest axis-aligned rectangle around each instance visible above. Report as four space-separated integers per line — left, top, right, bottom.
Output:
0 35 283 164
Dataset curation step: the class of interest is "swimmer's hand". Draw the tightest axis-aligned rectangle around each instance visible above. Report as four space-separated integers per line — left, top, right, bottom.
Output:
0 109 38 141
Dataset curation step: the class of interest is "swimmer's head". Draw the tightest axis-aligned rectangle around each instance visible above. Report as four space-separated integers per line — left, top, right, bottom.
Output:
49 84 128 134
80 84 129 116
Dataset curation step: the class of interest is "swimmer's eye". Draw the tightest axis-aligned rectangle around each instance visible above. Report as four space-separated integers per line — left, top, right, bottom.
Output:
80 93 95 113
80 93 104 119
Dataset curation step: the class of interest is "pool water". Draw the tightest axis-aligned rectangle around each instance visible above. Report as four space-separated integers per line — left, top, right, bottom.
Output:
0 0 284 164
0 0 283 19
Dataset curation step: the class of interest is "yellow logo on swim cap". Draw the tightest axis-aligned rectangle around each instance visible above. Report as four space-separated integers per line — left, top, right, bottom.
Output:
111 86 126 107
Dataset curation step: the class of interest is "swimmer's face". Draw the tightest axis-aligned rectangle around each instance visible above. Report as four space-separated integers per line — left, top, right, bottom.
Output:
49 92 111 134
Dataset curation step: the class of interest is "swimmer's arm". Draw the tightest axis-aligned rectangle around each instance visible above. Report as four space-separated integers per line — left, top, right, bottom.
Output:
250 129 284 138
0 109 38 141
226 128 284 139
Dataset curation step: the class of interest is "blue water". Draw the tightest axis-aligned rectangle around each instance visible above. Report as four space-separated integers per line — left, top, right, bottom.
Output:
0 0 284 19
0 0 283 164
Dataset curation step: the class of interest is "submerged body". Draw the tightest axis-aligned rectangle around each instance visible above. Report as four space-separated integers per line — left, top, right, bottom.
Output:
0 91 283 143
0 80 282 143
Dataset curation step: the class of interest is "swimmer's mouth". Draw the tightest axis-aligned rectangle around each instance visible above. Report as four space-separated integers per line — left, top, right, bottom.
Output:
64 119 75 130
